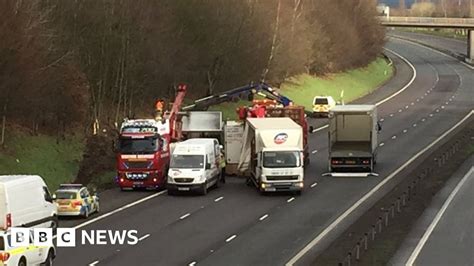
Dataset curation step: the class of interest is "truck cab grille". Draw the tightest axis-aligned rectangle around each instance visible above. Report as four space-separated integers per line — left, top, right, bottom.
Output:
266 175 298 181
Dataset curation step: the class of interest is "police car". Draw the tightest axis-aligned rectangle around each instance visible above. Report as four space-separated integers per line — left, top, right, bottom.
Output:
53 184 100 218
0 229 55 266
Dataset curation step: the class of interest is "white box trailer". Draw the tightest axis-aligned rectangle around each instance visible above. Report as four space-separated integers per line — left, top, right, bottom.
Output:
327 105 380 177
238 117 304 194
224 120 245 175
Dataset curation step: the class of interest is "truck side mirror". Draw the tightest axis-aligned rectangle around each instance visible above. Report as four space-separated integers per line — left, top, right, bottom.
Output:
206 163 211 170
309 126 314 133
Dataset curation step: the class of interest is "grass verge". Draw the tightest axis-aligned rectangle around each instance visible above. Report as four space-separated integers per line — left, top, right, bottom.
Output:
400 28 468 40
0 131 84 191
210 57 393 119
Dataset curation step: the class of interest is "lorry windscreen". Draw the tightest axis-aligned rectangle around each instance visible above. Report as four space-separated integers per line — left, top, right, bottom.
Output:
119 137 159 154
263 151 300 168
170 154 204 169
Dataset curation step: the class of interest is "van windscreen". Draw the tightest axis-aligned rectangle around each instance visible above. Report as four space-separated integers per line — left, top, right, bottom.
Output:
170 155 204 169
314 98 328 105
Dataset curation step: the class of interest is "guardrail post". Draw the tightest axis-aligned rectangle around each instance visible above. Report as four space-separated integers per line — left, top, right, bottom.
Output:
372 225 376 240
364 233 368 250
356 242 360 260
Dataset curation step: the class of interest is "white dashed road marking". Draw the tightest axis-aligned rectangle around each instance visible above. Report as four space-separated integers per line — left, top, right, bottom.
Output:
403 129 408 133
89 261 99 266
311 182 318 188
259 214 269 221
379 142 385 147
138 234 150 241
312 150 318 154
287 197 295 203
226 235 237 242
180 213 191 220
214 196 224 202
392 136 397 139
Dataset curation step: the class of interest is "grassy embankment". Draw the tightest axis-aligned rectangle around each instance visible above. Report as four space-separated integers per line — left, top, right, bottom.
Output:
0 132 84 191
0 57 393 189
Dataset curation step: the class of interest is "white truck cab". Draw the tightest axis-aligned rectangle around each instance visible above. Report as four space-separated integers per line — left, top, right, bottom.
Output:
167 138 222 195
239 118 305 194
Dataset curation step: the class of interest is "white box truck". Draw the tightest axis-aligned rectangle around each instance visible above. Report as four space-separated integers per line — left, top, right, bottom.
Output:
238 117 304 194
0 175 58 229
326 104 380 177
167 138 222 195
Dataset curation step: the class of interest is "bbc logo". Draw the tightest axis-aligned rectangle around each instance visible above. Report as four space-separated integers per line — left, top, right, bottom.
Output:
11 228 75 247
11 228 138 247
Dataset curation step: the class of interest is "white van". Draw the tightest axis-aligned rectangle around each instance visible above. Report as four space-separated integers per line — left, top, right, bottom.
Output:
167 138 222 195
0 175 57 229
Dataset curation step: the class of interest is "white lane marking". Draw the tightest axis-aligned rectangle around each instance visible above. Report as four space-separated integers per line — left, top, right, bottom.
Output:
180 213 191 220
392 135 397 139
449 98 453 101
421 96 424 99
422 118 426 122
441 106 445 109
390 114 394 117
429 114 434 117
377 48 417 106
189 262 197 266
74 190 167 229
403 129 408 133
436 109 440 112
138 234 150 241
311 125 328 133
380 118 385 122
310 182 318 188
398 109 403 112
413 124 417 127
286 111 474 266
445 102 449 105
416 99 420 102
89 261 99 266
214 196 224 202
287 197 295 203
411 102 414 105
311 150 318 154
425 93 428 96
379 142 385 147
259 214 269 221
226 235 237 242
406 167 474 265
405 105 409 109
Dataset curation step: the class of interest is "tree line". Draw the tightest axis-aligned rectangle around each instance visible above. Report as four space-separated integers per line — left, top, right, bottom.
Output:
0 0 384 143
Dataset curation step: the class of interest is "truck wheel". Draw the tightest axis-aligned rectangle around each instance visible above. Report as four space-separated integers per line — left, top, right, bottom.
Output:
199 183 208 195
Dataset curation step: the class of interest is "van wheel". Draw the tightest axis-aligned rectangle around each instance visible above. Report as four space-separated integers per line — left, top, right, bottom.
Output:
18 257 26 266
199 183 208 195
43 249 54 266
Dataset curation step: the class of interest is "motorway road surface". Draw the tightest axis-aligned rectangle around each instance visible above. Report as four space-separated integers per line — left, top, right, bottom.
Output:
54 35 474 266
390 156 474 266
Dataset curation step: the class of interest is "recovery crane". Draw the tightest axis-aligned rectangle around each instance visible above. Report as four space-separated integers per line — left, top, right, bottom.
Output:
115 84 187 190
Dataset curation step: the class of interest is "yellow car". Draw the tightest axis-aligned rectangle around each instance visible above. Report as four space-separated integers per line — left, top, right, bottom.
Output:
312 96 336 118
53 184 100 218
